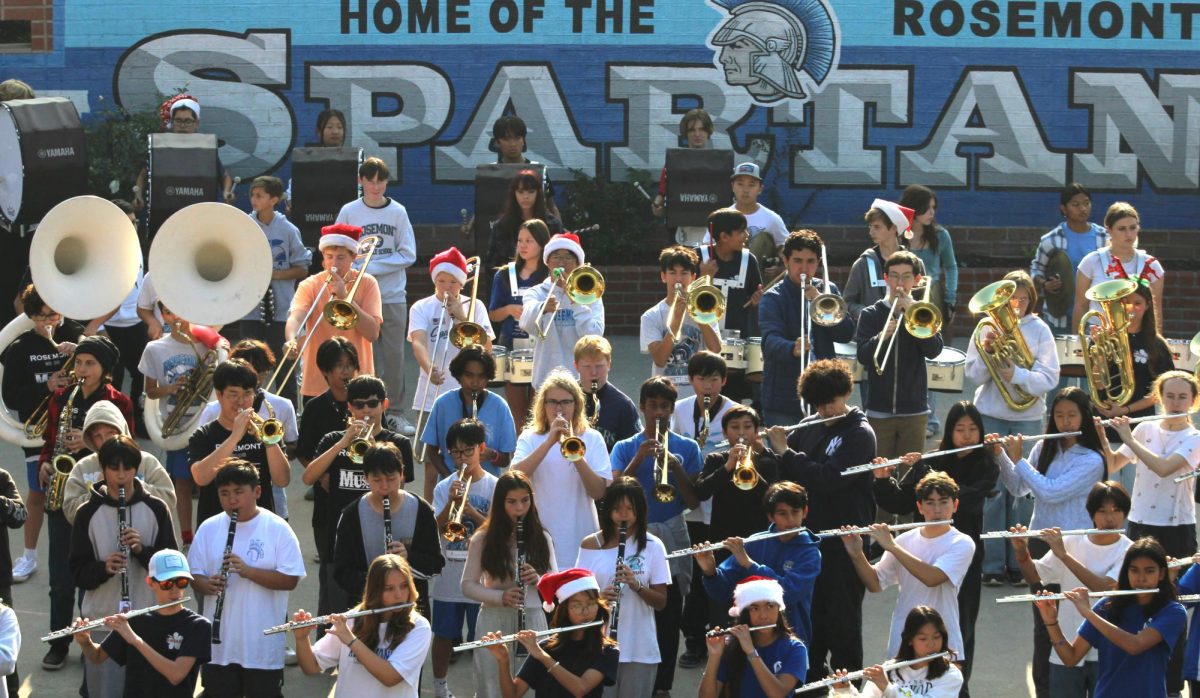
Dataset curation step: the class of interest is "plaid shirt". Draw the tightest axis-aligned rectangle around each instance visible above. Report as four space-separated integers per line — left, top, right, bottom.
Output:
1029 222 1108 332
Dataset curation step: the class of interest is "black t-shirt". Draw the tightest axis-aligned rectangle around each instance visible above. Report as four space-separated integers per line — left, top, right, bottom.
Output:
297 390 349 531
0 321 85 417
517 642 618 697
695 449 781 543
101 607 211 698
188 420 277 526
701 246 762 337
586 383 641 453
314 428 414 545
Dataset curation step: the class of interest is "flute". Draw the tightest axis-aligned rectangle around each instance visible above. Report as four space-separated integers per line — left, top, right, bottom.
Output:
1174 470 1200 483
794 652 952 693
263 602 416 635
42 598 191 642
997 588 1155 604
711 412 850 449
383 495 393 548
980 528 1125 540
665 520 954 558
452 620 604 651
515 515 528 657
117 485 131 614
665 527 808 559
212 510 238 644
705 624 775 637
609 522 627 641
1169 558 1195 569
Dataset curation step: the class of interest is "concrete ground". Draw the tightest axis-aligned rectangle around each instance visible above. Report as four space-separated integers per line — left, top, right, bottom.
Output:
5 335 1114 695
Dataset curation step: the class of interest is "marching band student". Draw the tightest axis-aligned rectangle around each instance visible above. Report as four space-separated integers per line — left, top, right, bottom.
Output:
410 246 495 499
651 108 714 247
765 359 876 684
421 345 516 480
855 250 944 460
995 386 1106 697
482 568 619 697
640 245 721 400
74 549 211 697
696 208 762 405
512 370 612 570
697 481 821 647
293 554 433 698
871 401 998 692
462 470 557 698
1009 482 1134 697
759 229 855 427
1175 552 1200 695
1073 201 1165 334
490 218 550 423
484 171 562 274
490 115 561 219
1030 183 1108 335
285 222 382 402
963 270 1058 586
699 576 807 698
1035 538 1186 698
828 606 964 697
332 443 443 610
518 232 605 388
1 283 81 585
132 94 236 210
843 471 975 663
430 419 499 698
1095 283 1173 429
728 162 788 277
575 335 640 453
36 335 134 671
335 156 418 435
843 199 926 322
305 376 414 614
188 359 290 527
576 477 670 698
70 435 177 698
0 598 13 698
0 463 23 696
694 406 781 545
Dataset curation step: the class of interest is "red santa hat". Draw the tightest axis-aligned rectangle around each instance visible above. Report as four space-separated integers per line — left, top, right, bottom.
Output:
871 198 915 237
729 575 786 617
542 233 585 266
429 247 468 284
319 223 362 252
187 325 223 351
159 93 201 129
537 568 600 613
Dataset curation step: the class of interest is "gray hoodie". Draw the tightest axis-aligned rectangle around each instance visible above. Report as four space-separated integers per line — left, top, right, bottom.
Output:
63 401 177 525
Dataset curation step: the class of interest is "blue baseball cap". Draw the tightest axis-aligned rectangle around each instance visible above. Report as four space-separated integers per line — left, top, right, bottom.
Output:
147 549 193 582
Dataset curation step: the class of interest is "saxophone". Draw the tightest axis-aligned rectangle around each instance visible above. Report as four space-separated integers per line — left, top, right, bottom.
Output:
45 380 83 512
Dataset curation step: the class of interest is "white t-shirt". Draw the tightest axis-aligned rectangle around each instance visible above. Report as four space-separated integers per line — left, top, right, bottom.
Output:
135 272 167 334
640 299 716 398
513 429 612 568
408 294 494 412
575 532 671 664
875 528 975 660
187 509 306 669
742 204 789 249
672 395 736 524
431 471 498 603
1077 248 1165 319
1117 422 1200 526
312 613 432 698
834 663 964 697
1034 534 1132 665
138 334 202 422
198 391 299 444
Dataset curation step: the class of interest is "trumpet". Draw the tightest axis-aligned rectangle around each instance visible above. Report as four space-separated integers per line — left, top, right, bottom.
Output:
652 419 675 503
1080 278 1138 408
347 416 374 464
245 398 284 445
46 380 83 512
874 278 942 375
442 464 473 542
452 620 605 651
686 275 724 326
970 279 1038 411
560 408 586 461
448 256 486 349
42 598 191 642
263 602 415 635
731 437 758 490
323 235 384 330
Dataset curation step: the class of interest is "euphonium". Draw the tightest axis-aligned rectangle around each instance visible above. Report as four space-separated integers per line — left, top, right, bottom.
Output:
347 416 374 464
246 398 284 445
442 464 473 542
1080 278 1138 408
653 420 676 503
46 380 83 512
732 437 759 490
686 275 725 326
565 265 605 305
449 256 486 349
969 280 1037 411
559 408 586 461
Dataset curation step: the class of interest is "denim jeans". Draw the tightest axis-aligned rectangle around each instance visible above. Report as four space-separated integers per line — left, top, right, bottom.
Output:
981 415 1042 575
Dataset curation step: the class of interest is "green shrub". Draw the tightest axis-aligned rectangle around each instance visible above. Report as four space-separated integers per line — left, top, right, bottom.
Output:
559 168 665 265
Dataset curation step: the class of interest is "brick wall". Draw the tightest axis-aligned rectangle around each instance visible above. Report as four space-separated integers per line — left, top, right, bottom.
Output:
0 0 52 52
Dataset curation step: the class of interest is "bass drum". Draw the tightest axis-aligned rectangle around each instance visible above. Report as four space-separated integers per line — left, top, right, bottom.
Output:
0 314 45 447
0 97 87 227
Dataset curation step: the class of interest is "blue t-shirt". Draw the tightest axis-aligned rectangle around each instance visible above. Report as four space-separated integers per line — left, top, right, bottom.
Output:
420 388 518 477
611 431 702 523
716 634 808 697
489 265 548 347
1064 221 1106 271
1077 598 1186 698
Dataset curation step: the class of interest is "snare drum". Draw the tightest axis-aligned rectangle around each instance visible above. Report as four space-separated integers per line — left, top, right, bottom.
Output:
1055 335 1085 377
926 347 967 393
509 350 534 385
745 338 763 382
720 338 747 371
1168 338 1196 371
834 342 864 383
491 347 509 386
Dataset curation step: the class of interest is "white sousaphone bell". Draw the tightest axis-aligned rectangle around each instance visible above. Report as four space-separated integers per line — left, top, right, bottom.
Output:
0 196 141 447
143 202 272 450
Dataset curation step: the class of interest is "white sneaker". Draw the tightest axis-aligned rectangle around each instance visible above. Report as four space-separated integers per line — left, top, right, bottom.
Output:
393 414 417 437
12 555 36 583
285 648 298 666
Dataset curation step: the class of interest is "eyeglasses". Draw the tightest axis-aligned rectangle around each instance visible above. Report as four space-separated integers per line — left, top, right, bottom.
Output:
448 447 476 458
350 399 382 409
171 118 197 126
568 600 599 613
154 577 190 590
32 311 59 320
545 399 575 408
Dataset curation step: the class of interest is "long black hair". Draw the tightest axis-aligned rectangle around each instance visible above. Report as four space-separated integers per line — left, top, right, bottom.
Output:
722 604 792 697
542 589 615 676
899 184 940 254
894 605 954 681
478 471 552 581
1126 283 1173 376
1104 537 1176 623
1036 387 1103 476
599 477 649 553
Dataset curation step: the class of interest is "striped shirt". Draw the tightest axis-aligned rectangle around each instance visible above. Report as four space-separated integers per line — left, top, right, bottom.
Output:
1030 222 1107 331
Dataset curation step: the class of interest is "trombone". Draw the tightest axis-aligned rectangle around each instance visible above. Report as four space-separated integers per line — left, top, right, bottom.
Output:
323 235 384 330
811 244 849 328
731 437 759 490
686 276 724 326
448 256 486 349
442 464 473 542
652 419 675 503
413 297 452 462
264 267 340 396
533 265 605 340
873 278 941 375
560 408 586 461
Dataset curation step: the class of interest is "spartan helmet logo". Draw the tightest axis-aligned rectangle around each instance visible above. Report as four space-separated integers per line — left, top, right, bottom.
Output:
708 0 840 104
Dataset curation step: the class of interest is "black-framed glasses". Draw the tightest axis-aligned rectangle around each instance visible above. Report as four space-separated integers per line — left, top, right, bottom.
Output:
154 577 190 591
545 398 575 408
350 399 382 409
171 118 197 126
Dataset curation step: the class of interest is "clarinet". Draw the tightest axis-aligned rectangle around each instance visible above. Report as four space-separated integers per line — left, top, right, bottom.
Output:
588 380 600 427
383 495 393 548
211 511 238 644
609 522 628 641
117 486 131 614
514 515 527 658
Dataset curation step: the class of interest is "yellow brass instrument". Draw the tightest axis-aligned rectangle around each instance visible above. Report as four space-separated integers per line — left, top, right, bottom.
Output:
160 323 220 438
667 282 685 343
442 464 473 542
347 416 374 464
687 275 725 326
245 397 284 445
732 437 759 490
969 280 1038 411
1080 278 1138 408
565 264 605 305
653 420 676 503
874 279 942 375
811 244 848 327
588 380 600 427
532 267 565 340
323 235 383 330
559 408 586 461
448 256 486 349
24 327 73 440
46 380 83 512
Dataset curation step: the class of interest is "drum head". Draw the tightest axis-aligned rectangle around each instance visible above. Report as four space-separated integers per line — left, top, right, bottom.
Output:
0 108 23 223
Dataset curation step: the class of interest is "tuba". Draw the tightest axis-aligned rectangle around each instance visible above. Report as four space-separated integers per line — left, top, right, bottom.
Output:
686 276 725 326
1080 279 1138 408
969 280 1038 411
